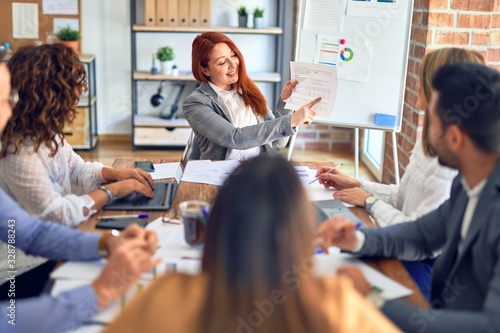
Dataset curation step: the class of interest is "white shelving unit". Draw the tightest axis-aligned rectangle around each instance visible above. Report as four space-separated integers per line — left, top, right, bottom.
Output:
130 0 286 149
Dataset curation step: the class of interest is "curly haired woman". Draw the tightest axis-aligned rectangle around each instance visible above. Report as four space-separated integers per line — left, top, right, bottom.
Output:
0 44 154 226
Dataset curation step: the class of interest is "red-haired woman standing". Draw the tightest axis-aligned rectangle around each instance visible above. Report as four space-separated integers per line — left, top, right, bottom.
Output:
183 32 320 160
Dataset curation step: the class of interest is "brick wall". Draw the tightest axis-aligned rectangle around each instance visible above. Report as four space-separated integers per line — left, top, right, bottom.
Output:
294 124 354 151
382 0 500 184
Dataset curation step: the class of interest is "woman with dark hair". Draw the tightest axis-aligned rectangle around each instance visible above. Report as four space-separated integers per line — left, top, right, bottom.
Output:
104 155 398 333
183 32 321 160
0 44 154 226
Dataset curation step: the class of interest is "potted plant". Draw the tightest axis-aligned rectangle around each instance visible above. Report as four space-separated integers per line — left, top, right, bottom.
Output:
171 64 179 77
55 25 80 54
237 5 248 28
156 46 175 75
253 7 264 29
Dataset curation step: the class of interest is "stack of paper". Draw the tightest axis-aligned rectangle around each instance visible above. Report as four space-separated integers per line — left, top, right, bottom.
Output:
182 160 241 186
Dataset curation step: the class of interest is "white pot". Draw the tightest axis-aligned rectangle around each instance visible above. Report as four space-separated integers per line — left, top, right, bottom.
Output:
160 61 173 75
254 17 264 29
172 67 179 77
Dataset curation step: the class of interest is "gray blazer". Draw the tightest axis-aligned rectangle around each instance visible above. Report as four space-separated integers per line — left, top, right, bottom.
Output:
183 82 296 160
357 161 500 332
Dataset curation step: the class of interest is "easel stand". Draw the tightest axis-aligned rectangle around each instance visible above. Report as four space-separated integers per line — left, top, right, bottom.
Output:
287 128 400 186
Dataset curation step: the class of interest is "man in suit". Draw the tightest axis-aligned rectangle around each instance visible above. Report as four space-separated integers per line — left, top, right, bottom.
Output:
316 62 500 332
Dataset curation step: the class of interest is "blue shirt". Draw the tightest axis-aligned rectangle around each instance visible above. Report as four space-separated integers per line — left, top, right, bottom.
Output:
0 189 101 332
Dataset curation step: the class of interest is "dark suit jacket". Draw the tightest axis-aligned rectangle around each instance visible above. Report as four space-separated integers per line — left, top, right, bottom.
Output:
358 161 500 332
183 82 295 160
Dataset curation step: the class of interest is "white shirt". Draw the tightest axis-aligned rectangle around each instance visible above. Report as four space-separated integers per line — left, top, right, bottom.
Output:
458 178 486 253
360 139 457 227
208 81 260 161
354 169 488 254
0 138 105 226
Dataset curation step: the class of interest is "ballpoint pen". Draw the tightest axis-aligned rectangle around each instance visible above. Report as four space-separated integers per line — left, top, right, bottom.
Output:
314 221 363 253
200 208 209 225
308 163 344 185
98 214 149 220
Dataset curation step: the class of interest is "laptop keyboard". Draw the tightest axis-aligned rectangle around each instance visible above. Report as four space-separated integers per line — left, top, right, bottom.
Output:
132 182 175 207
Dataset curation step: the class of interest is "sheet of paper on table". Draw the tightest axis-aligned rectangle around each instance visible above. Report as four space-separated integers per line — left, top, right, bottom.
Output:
181 160 241 186
314 252 412 300
150 162 179 180
294 166 339 202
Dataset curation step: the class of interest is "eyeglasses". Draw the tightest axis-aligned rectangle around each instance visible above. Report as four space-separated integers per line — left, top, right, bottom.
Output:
2 89 19 109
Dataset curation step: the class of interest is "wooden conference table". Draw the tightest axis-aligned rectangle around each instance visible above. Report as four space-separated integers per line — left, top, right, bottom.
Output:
80 159 428 309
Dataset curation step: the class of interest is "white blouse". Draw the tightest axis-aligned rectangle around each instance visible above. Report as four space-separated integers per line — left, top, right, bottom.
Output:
0 138 106 226
360 139 457 227
208 81 260 161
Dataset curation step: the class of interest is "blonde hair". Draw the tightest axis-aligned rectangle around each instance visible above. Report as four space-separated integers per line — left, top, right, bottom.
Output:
419 48 485 157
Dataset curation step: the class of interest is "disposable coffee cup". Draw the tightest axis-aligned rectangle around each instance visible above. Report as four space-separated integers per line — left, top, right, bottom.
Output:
179 200 209 246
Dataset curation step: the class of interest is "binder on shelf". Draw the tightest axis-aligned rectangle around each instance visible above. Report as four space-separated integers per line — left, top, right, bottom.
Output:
189 0 201 26
156 0 168 26
144 0 157 26
178 0 189 26
167 0 178 26
200 0 211 27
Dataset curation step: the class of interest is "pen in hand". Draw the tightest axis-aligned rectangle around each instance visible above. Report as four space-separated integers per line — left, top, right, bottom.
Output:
308 163 344 185
314 221 363 253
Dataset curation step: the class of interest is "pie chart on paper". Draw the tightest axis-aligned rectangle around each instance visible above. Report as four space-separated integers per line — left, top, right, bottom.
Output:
340 48 354 62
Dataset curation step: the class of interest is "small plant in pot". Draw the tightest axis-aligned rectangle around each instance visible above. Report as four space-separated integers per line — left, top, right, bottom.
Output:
171 64 179 77
156 46 175 75
55 25 80 54
253 7 264 29
237 5 248 28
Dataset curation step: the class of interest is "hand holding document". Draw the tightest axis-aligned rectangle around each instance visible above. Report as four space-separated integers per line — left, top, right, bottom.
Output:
285 62 339 118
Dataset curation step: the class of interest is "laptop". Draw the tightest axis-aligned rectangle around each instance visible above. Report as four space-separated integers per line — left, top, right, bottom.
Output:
312 199 365 227
103 133 193 211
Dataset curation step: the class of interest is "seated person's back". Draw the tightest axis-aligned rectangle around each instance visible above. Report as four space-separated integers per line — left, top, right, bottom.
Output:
105 155 398 333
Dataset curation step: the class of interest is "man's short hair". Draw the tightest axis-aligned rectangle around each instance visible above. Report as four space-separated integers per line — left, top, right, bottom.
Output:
433 63 500 154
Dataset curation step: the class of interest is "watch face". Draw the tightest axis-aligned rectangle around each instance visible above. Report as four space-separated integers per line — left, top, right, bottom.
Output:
367 292 386 308
366 196 376 204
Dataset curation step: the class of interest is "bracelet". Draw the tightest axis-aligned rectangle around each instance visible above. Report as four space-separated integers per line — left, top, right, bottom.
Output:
98 185 114 202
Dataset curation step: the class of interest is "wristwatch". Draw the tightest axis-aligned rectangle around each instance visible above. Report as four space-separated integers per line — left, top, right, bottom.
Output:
366 290 386 309
98 229 121 257
99 185 114 202
364 195 377 214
